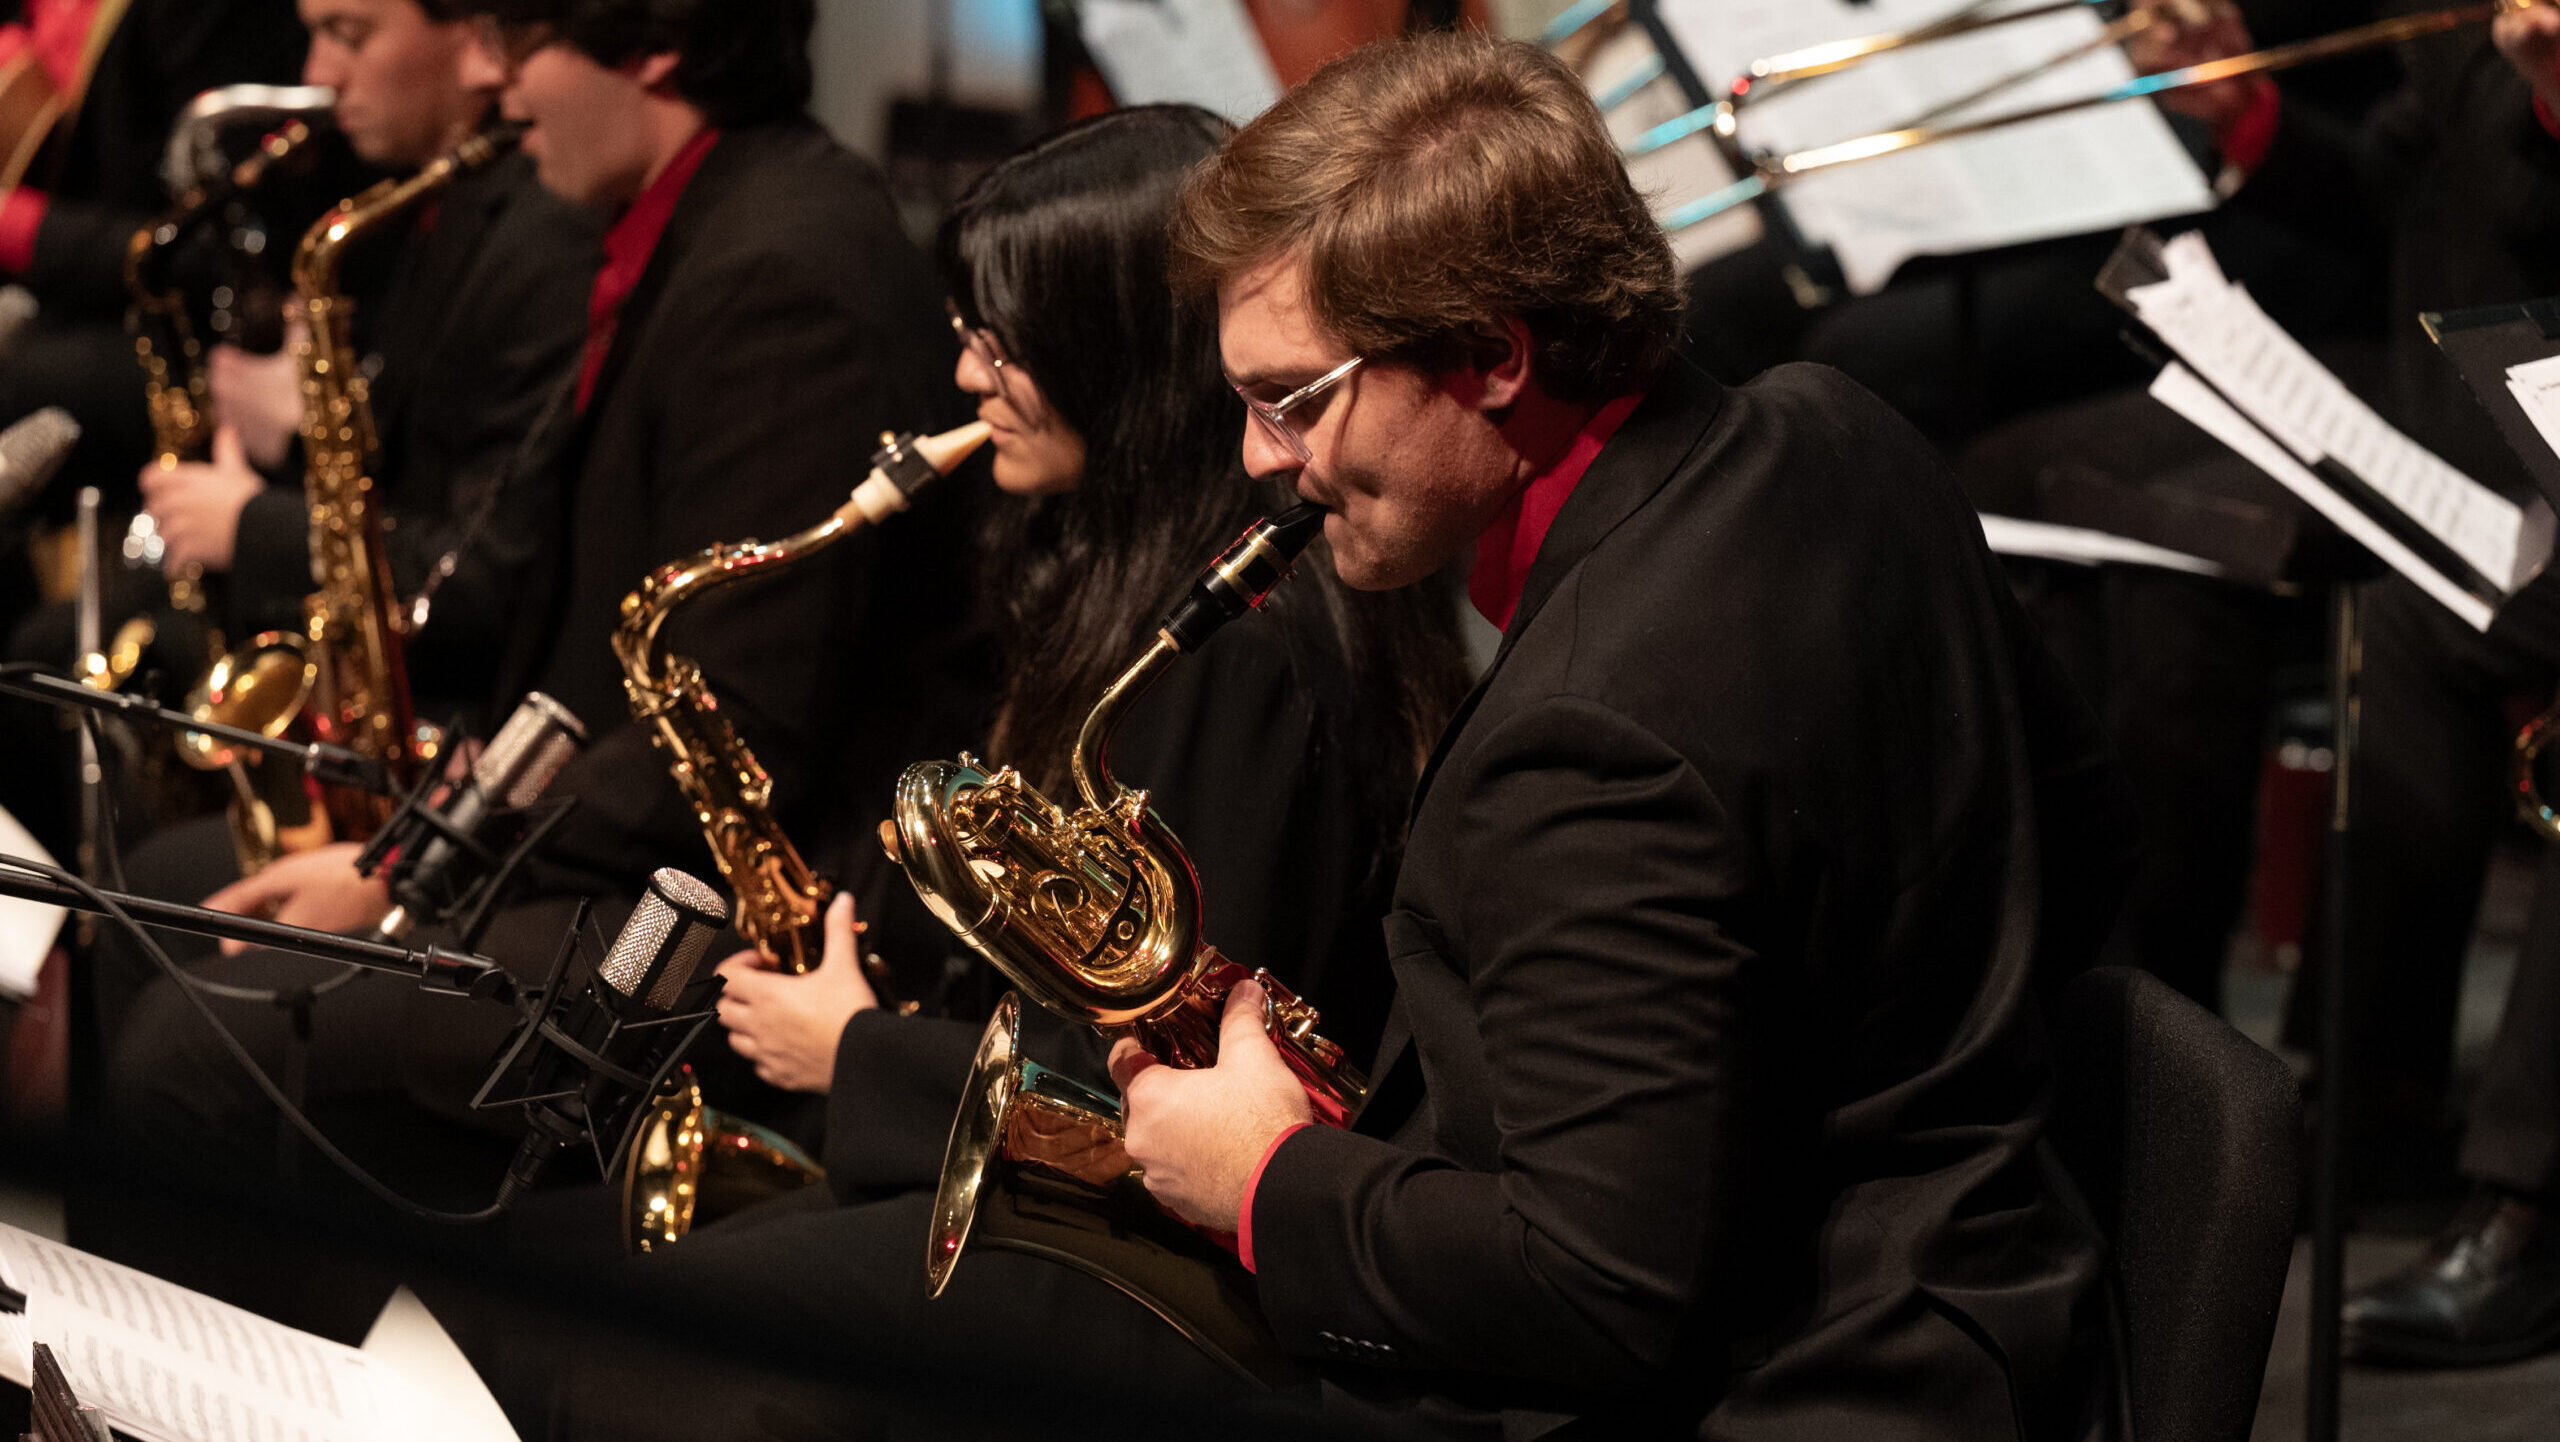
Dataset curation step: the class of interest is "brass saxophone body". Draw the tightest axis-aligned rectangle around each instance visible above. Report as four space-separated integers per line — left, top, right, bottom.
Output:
884 503 1361 1384
613 421 987 1253
181 128 515 868
127 115 328 624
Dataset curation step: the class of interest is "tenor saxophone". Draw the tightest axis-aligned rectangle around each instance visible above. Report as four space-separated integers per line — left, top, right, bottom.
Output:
883 503 1360 1385
613 420 987 1252
180 128 516 869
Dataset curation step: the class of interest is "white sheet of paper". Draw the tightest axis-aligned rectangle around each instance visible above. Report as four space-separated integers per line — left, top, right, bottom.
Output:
1978 513 2225 577
1581 24 1766 271
0 1226 513 1442
361 1287 518 1442
1079 0 1280 127
0 804 64 1001
2150 363 2497 631
2505 351 2560 470
1654 0 2213 292
2127 231 2538 593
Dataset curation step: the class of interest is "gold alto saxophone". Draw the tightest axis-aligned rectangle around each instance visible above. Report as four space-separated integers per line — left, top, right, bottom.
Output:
614 421 989 1251
180 128 515 870
124 115 329 667
884 503 1361 1386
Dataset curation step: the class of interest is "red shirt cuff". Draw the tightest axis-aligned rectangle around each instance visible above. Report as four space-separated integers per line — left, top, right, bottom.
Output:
0 188 47 276
1236 1121 1311 1275
2536 93 2560 143
2217 80 2282 178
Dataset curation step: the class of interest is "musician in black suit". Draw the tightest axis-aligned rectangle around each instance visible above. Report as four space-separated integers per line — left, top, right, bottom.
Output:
97 0 975 1216
1105 35 2134 1437
137 0 598 729
0 0 308 529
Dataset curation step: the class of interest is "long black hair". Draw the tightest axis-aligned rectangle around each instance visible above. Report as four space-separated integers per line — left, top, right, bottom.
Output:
940 104 1469 835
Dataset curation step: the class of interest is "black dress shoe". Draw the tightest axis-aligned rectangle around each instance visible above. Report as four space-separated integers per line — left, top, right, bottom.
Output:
2344 1186 2560 1366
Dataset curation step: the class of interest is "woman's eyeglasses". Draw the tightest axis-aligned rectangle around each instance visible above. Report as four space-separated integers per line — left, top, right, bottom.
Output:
947 301 1045 424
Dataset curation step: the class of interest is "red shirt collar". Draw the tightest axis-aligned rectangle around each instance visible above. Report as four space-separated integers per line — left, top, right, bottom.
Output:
1468 390 1644 631
577 126 720 411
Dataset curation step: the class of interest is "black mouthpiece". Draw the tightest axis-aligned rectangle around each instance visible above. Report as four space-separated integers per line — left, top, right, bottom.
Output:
1160 503 1326 652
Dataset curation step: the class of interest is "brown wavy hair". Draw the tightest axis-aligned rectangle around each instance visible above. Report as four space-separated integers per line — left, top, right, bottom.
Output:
1169 31 1682 401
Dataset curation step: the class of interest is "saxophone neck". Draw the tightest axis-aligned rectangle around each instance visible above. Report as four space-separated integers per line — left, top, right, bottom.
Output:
1071 633 1179 813
1065 503 1328 814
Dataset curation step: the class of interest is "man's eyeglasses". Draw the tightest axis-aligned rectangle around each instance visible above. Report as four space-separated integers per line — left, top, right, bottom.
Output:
947 301 1044 423
1231 356 1363 464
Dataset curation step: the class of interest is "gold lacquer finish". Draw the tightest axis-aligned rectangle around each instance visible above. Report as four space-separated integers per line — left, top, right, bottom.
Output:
888 506 1358 1382
622 1070 823 1253
612 421 989 1250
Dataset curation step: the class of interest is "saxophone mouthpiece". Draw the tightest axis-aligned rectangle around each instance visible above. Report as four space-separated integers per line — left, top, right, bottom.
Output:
846 421 993 525
1160 502 1326 652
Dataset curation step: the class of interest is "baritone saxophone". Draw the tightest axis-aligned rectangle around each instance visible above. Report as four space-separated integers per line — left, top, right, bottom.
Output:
882 502 1358 1386
614 420 989 1252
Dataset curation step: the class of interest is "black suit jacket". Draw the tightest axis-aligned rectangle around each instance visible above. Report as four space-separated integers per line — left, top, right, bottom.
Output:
228 148 597 720
495 120 979 907
23 0 309 319
1248 362 2134 1440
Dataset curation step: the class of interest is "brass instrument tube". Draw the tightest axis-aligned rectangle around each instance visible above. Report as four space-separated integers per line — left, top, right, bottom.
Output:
1660 0 2539 233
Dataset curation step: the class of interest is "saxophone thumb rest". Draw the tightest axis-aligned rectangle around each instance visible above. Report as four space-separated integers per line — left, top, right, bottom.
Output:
847 421 994 524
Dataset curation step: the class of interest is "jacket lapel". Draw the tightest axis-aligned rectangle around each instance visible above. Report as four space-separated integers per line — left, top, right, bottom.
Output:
1404 359 1730 811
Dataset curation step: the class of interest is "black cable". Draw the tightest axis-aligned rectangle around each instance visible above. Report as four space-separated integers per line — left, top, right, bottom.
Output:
4 852 513 1225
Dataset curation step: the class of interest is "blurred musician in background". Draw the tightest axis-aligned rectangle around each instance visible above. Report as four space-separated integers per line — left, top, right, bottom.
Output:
0 0 308 579
133 0 597 723
91 0 977 1289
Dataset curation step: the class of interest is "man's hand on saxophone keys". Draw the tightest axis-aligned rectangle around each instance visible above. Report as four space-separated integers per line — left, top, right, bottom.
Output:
137 425 263 574
1110 979 1314 1234
712 892 875 1094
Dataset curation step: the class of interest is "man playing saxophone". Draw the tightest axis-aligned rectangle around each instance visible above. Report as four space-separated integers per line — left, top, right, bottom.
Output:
94 0 979 1270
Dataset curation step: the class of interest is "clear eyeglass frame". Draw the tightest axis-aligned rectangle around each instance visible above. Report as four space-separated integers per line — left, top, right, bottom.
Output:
946 301 1045 425
1233 355 1364 464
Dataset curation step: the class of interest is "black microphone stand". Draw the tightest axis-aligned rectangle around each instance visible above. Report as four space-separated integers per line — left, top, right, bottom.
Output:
0 668 391 794
0 862 516 1002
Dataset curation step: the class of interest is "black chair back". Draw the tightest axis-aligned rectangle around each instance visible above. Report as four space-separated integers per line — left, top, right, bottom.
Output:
2049 966 2301 1442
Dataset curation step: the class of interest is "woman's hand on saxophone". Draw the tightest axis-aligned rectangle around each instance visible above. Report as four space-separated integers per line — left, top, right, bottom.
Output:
201 841 391 954
1111 980 1315 1233
712 892 875 1094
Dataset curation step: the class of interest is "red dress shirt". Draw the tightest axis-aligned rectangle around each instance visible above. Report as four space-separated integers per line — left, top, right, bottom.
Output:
576 126 719 411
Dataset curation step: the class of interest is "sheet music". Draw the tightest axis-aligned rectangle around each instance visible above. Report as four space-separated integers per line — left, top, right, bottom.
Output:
0 803 63 1001
1079 0 1281 127
1653 0 2212 292
2152 364 2499 631
1978 513 2224 577
2127 231 2538 595
2506 352 2560 472
1582 22 1764 270
0 1227 514 1442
